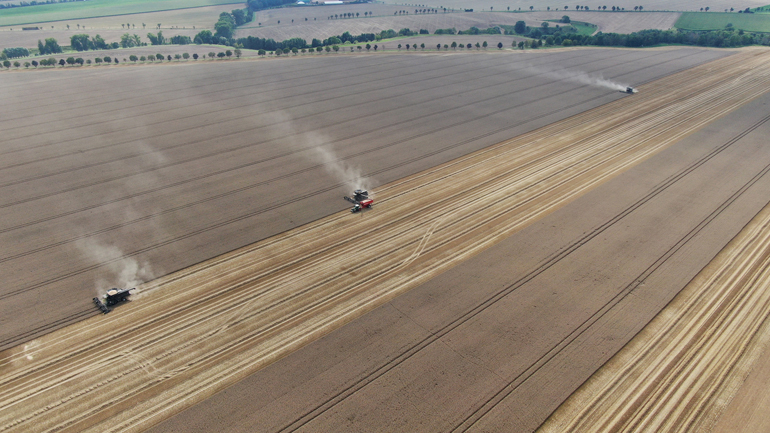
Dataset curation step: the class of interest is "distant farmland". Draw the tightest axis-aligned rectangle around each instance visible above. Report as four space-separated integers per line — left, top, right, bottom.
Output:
675 11 770 32
0 0 241 27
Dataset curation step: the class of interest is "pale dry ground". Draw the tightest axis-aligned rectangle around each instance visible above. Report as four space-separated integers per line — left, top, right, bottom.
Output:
538 200 770 433
2 50 770 433
237 9 680 42
711 334 770 432
3 48 717 351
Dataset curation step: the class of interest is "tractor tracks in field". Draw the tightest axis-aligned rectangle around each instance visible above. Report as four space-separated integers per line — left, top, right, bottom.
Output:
1 51 769 433
0 50 749 354
278 75 770 433
537 187 770 433
0 51 718 310
0 51 716 351
0 50 640 191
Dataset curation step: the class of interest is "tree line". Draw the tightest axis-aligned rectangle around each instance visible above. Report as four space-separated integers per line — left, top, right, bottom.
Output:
1 51 242 69
505 19 770 48
1 47 30 59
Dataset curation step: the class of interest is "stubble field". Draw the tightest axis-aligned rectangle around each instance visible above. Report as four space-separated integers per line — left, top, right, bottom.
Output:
5 44 770 433
2 47 728 350
3 47 770 432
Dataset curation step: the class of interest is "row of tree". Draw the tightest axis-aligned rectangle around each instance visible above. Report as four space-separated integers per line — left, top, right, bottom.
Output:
1 51 244 70
255 41 515 56
328 11 375 19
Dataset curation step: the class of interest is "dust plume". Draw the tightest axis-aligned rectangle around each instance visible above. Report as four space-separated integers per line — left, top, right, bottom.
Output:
76 238 156 297
269 110 374 195
307 137 373 194
526 65 631 92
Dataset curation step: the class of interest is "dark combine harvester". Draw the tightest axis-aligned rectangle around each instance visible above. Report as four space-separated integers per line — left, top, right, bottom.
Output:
93 288 133 314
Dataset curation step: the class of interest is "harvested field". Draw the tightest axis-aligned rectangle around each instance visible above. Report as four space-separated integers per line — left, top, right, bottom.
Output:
236 9 680 42
539 197 770 432
522 11 681 33
0 47 725 352
149 51 770 432
3 48 770 432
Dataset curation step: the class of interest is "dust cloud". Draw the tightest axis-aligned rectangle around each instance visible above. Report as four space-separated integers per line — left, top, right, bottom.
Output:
526 65 631 92
268 110 374 196
76 238 156 298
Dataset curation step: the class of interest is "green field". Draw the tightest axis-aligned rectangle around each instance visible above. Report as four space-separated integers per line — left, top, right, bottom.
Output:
0 0 242 27
675 12 770 32
542 20 597 36
571 21 597 36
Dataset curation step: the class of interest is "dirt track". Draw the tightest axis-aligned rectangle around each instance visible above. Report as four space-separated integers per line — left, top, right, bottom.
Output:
2 50 770 432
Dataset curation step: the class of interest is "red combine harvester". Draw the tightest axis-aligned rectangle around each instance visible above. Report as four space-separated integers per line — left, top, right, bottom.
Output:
344 189 374 213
